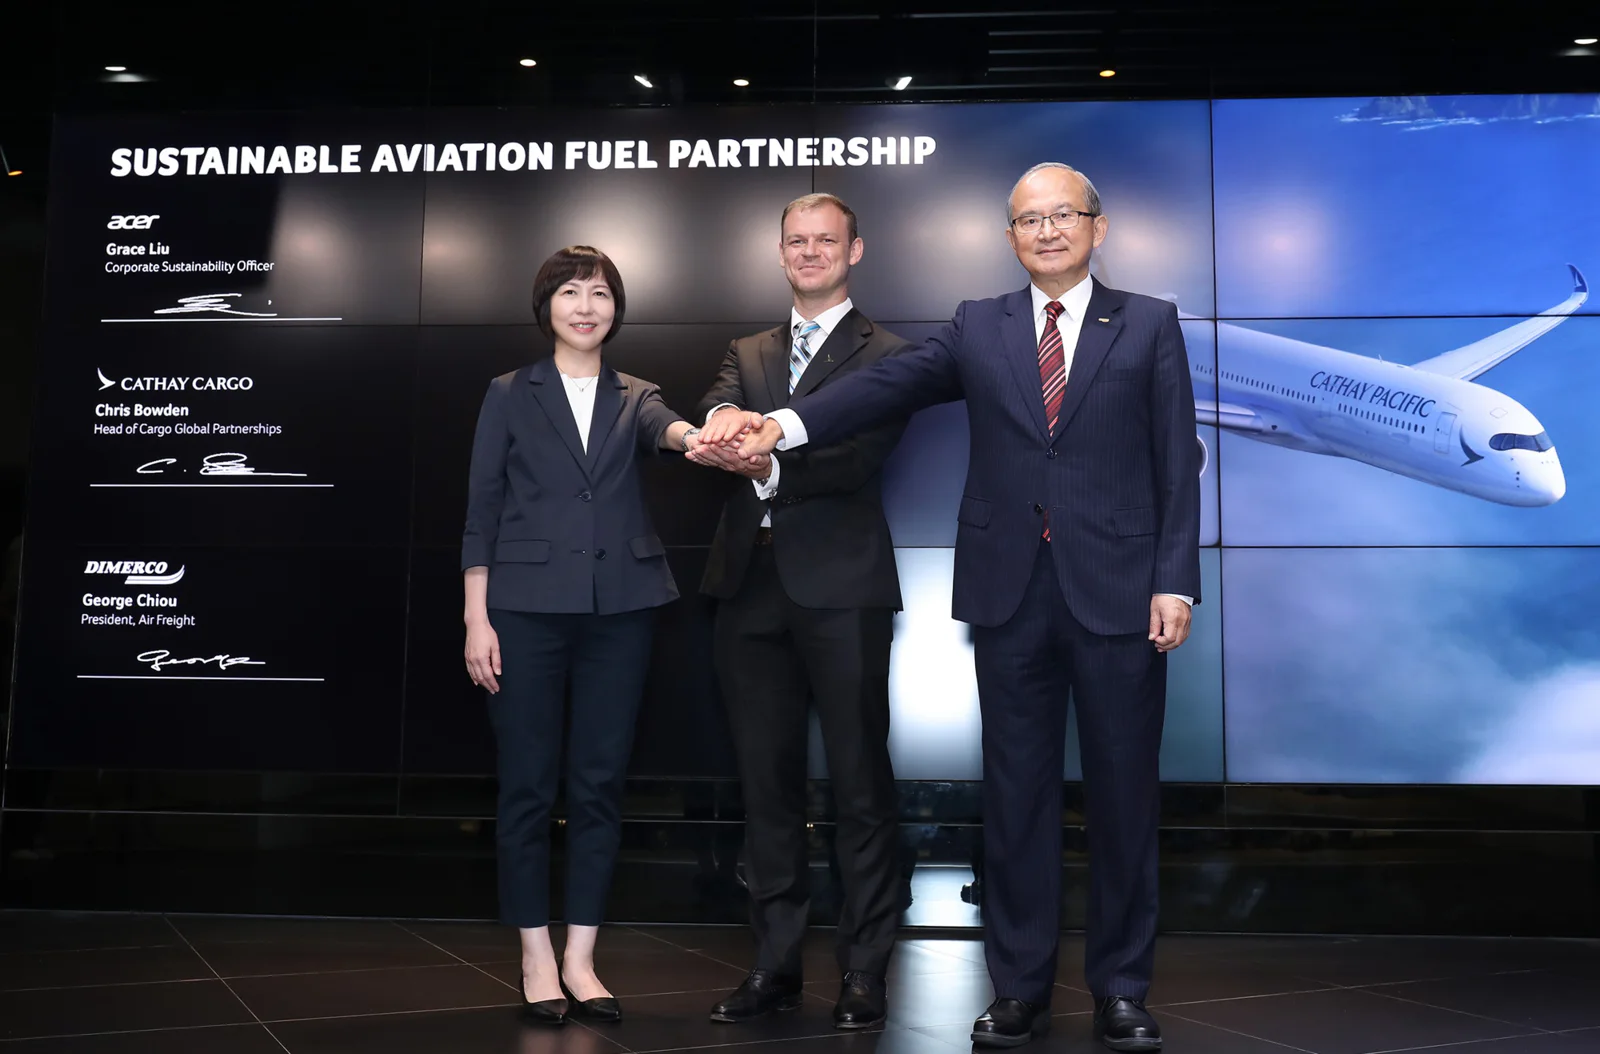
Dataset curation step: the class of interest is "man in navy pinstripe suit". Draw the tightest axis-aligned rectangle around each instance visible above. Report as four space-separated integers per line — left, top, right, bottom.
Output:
717 163 1201 1051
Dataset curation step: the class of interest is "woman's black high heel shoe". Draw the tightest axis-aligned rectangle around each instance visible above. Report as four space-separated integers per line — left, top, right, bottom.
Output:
520 972 569 1025
562 978 623 1023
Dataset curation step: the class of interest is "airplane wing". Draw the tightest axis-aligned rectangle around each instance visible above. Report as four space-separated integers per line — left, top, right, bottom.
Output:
1195 397 1268 432
1409 264 1588 381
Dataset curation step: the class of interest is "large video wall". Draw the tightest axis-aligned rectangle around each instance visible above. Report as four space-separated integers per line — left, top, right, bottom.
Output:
13 95 1599 785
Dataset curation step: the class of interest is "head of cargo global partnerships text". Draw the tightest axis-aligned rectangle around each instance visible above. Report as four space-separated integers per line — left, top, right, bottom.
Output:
459 244 700 1026
697 161 1202 1051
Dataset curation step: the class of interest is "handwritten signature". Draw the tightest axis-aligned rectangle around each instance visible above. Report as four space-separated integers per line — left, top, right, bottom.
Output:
138 453 306 478
136 650 265 672
154 294 277 318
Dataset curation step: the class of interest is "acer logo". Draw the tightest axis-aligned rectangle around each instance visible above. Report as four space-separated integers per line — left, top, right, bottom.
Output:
107 214 160 230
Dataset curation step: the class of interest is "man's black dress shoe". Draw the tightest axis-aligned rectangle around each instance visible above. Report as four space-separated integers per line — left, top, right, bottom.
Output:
1094 997 1162 1051
971 997 1050 1047
709 970 804 1023
562 980 622 1023
519 973 568 1026
833 971 887 1029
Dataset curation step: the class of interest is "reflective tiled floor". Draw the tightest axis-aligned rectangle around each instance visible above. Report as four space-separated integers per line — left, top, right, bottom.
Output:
1 913 1597 1052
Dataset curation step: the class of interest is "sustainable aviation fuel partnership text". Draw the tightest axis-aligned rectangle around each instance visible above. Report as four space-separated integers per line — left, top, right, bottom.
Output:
109 138 939 177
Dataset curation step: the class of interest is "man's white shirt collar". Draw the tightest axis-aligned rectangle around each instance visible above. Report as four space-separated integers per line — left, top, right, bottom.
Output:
790 297 855 342
1030 274 1093 323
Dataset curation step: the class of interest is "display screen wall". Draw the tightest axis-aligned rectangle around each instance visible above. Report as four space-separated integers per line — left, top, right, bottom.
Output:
12 95 1600 788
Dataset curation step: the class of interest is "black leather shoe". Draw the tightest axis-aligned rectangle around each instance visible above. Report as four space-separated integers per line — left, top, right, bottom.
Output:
833 971 887 1029
519 972 568 1026
971 997 1050 1047
709 970 804 1023
562 980 622 1023
1094 997 1162 1051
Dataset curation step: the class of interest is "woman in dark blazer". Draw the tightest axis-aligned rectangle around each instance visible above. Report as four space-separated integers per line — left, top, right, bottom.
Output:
462 245 701 1025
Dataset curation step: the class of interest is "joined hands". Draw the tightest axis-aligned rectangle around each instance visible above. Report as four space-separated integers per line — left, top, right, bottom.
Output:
685 410 786 475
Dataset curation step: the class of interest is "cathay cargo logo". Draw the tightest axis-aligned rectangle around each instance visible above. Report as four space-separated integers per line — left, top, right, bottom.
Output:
107 214 160 230
96 367 253 392
84 560 186 585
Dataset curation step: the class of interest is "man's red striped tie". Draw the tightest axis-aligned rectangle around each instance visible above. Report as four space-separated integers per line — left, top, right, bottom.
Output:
1038 300 1067 540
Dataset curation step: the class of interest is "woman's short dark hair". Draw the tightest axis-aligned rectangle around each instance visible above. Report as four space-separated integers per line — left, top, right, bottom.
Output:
531 245 626 343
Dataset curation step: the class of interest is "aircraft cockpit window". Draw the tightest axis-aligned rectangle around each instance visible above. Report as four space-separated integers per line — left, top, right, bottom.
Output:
1488 431 1554 453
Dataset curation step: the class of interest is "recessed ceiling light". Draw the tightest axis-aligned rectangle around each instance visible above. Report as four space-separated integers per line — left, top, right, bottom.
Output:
1576 37 1599 45
1099 69 1117 78
733 78 749 87
634 74 653 88
518 58 537 67
892 75 912 90
104 65 127 72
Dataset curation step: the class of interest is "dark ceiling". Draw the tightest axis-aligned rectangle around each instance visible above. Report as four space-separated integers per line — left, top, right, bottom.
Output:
2 0 1597 182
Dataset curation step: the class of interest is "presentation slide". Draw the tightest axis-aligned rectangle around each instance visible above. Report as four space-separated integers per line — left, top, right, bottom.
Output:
48 113 428 326
1222 546 1600 784
13 542 408 770
28 327 416 547
1213 95 1600 319
1214 315 1596 546
12 93 1597 785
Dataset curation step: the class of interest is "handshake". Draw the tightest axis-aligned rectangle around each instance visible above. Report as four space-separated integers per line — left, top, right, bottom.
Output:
683 409 786 478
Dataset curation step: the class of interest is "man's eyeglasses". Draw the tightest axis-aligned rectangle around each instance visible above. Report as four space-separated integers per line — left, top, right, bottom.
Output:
1010 210 1098 235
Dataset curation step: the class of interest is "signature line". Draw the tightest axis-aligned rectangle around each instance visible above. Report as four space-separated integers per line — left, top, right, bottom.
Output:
78 675 327 682
90 483 335 488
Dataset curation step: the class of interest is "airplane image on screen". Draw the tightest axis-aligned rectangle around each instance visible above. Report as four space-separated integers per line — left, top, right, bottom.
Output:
1188 265 1587 506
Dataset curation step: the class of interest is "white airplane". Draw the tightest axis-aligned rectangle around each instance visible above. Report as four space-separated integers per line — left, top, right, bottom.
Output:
1187 265 1587 507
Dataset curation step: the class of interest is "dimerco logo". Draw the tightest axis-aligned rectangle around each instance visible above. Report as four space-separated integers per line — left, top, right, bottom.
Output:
84 560 186 586
107 215 160 230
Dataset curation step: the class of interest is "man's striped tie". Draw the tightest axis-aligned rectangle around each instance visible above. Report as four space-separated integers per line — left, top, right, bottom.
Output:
788 319 821 394
1038 300 1067 540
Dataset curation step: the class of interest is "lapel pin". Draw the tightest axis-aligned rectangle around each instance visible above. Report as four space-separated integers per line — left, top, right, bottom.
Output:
1097 317 1110 323
824 354 833 362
